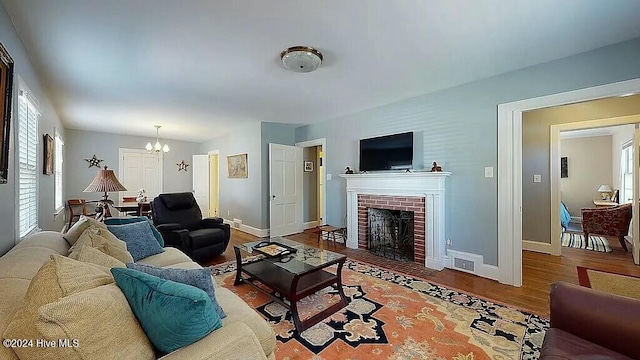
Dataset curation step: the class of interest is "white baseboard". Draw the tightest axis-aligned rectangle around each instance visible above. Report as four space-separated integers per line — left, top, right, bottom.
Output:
303 221 320 230
223 219 270 238
522 239 552 254
445 249 499 281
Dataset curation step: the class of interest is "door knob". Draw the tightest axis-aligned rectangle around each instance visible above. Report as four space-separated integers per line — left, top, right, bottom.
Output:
272 195 276 199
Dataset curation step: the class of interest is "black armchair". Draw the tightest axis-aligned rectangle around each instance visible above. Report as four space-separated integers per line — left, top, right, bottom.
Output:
150 192 230 261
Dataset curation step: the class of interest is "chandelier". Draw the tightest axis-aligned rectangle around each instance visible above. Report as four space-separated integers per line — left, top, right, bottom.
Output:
145 125 169 153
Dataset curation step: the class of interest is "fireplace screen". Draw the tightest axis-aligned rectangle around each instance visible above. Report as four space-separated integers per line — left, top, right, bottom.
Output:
368 208 414 261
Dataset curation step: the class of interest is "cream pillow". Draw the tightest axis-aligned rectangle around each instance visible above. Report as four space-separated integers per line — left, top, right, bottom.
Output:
2 255 113 360
36 283 155 360
70 226 134 263
69 244 126 268
63 215 107 246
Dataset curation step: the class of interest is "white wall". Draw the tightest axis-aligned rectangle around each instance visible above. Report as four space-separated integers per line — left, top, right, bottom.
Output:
560 136 612 214
611 124 635 195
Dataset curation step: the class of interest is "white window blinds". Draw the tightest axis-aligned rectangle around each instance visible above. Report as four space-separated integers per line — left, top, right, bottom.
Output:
54 131 64 212
18 87 40 238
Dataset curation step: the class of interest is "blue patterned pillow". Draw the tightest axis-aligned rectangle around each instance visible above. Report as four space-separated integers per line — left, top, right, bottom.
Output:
111 268 222 355
126 263 226 319
105 217 164 247
107 221 164 261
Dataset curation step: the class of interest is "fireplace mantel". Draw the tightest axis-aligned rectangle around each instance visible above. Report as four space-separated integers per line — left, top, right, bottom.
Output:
339 171 450 270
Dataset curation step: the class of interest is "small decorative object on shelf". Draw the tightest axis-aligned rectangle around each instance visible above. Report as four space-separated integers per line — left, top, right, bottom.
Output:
84 155 103 168
431 162 442 172
345 166 354 174
136 188 147 202
177 160 189 171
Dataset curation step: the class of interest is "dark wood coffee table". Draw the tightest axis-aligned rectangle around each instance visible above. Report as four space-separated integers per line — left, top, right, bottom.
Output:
233 237 349 332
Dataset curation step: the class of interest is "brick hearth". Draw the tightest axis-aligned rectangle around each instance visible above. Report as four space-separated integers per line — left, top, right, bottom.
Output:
357 194 426 265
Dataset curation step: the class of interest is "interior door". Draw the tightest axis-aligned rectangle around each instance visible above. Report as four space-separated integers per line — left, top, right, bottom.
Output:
192 154 210 217
209 153 219 217
269 143 303 237
119 149 162 200
633 126 639 264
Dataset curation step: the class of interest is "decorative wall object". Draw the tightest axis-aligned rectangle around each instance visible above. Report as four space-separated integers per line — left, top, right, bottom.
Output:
177 160 189 171
43 134 53 175
227 153 248 178
560 157 568 178
85 154 103 168
304 160 314 172
0 42 14 184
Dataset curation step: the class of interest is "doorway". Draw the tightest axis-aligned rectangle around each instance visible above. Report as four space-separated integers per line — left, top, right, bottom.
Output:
295 138 327 228
209 152 219 217
497 77 640 286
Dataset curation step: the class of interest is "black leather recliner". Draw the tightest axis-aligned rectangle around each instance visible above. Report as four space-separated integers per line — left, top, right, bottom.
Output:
151 192 230 262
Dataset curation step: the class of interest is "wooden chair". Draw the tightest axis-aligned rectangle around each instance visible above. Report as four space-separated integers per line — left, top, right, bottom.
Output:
67 199 96 229
122 196 138 216
137 202 152 218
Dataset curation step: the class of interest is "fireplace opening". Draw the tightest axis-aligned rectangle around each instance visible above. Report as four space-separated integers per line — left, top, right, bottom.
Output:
368 208 414 261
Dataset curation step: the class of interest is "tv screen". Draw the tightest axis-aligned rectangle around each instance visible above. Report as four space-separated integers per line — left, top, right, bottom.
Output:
359 132 413 171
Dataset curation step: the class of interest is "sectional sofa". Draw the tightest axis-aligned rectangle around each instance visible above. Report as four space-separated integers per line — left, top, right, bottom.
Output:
0 230 276 360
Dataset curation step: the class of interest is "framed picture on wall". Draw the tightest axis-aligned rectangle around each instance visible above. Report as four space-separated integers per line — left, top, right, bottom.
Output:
43 134 53 175
227 153 248 178
304 161 314 172
560 157 568 178
0 42 14 184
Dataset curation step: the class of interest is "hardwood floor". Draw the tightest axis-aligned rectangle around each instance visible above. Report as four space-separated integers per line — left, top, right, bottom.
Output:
203 229 640 317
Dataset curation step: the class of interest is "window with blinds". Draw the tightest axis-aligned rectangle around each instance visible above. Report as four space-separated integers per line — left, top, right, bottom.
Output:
18 87 40 238
54 130 64 212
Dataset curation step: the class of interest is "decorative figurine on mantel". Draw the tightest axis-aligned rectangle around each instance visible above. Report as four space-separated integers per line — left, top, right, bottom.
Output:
431 162 442 172
345 166 354 174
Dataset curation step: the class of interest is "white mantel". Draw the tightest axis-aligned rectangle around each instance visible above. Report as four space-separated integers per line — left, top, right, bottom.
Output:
339 171 450 270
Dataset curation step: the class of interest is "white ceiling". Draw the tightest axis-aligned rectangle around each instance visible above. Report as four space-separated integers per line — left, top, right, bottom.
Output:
4 0 640 142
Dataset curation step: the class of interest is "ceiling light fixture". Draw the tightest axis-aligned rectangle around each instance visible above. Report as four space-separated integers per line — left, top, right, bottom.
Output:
145 125 169 153
280 46 323 73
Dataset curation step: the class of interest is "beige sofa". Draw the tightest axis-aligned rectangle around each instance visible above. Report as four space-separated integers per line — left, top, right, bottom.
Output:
0 231 276 360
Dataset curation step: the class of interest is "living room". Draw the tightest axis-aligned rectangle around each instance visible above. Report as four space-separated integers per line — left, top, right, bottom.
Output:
1 1 640 359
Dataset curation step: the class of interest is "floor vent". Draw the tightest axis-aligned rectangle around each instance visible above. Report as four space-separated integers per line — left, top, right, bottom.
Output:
233 218 242 228
454 258 475 272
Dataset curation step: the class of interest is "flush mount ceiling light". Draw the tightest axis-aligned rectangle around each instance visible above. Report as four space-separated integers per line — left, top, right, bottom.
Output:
280 46 323 73
145 125 169 153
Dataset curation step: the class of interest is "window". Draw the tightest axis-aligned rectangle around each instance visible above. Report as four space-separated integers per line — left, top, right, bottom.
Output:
17 83 40 238
621 141 633 204
54 130 64 212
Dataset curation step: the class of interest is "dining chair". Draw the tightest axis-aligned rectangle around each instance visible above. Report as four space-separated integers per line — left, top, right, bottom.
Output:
67 199 96 229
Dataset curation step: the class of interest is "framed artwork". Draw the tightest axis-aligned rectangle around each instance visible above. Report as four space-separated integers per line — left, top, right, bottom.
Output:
304 160 314 172
227 153 248 178
560 157 568 178
0 42 14 184
43 134 53 175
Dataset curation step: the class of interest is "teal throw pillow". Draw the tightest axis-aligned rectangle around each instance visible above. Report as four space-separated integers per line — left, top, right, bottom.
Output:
107 221 164 261
105 216 164 247
111 267 222 355
126 263 226 319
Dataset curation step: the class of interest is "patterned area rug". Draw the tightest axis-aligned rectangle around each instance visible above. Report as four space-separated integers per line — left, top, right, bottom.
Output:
577 266 640 300
211 259 548 360
561 232 611 252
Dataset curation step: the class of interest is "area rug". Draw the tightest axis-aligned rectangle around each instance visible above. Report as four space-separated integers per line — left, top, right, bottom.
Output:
561 232 611 252
577 266 640 300
211 259 548 360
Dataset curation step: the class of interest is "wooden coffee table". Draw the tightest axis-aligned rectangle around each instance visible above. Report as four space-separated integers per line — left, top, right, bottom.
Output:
233 237 349 332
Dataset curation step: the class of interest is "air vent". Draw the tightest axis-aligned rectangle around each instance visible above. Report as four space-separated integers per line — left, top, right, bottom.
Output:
233 218 242 228
454 258 474 272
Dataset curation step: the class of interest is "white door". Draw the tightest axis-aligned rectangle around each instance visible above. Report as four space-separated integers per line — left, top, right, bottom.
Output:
192 154 210 217
269 143 303 237
119 149 162 200
633 127 639 264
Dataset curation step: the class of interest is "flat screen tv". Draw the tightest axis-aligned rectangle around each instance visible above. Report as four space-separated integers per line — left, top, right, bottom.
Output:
359 132 413 171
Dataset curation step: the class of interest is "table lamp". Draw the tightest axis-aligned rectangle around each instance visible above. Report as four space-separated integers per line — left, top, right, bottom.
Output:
84 166 127 216
597 184 612 200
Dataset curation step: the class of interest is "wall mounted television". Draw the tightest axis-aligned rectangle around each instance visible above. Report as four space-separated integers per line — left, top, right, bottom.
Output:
359 132 413 171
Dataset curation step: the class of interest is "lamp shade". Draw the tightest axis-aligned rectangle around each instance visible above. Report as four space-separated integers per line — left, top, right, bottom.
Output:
84 166 127 193
597 185 612 193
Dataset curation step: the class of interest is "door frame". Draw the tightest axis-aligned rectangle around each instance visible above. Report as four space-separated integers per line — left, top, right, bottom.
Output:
497 77 640 286
118 148 163 199
208 149 220 217
295 138 327 227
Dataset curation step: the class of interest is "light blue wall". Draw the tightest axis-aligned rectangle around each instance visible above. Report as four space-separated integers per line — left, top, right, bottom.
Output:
0 5 66 254
296 37 640 266
200 122 264 229
65 129 200 202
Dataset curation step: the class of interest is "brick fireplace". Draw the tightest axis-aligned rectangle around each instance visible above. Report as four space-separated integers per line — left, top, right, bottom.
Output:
358 195 425 264
340 172 449 270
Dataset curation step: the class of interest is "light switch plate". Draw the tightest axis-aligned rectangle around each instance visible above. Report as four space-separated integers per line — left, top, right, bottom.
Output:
484 167 493 178
327 174 332 181
533 174 542 183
